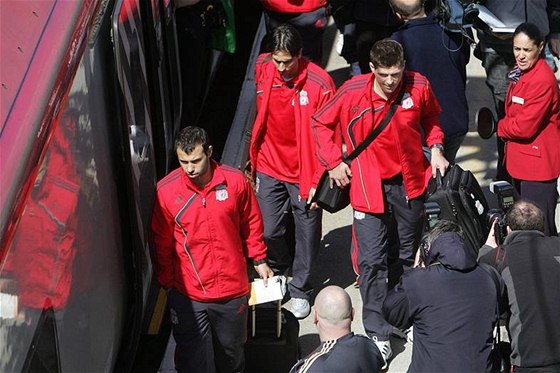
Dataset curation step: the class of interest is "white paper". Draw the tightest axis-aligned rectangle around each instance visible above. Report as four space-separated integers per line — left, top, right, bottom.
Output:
248 275 286 306
0 292 18 319
473 5 515 33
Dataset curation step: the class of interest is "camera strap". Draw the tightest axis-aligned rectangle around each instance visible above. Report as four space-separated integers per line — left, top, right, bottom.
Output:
495 246 506 273
479 262 504 343
343 82 406 165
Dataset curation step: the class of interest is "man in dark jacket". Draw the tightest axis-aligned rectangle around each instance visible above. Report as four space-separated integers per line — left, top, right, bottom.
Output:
479 200 560 372
383 220 499 372
352 0 402 72
290 286 383 372
390 0 470 163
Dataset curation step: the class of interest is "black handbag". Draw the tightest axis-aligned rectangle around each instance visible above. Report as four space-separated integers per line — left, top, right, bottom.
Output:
313 171 351 213
312 84 406 213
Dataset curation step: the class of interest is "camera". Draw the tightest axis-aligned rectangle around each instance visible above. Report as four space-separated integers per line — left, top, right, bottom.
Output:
486 181 515 244
424 201 442 231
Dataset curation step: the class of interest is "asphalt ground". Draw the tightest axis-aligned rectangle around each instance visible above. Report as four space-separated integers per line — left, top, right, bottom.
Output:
160 18 560 373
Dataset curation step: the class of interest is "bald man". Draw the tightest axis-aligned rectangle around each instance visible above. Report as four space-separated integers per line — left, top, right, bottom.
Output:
289 286 383 372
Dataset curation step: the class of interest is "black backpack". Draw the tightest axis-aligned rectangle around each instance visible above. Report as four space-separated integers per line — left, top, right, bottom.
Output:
425 164 490 257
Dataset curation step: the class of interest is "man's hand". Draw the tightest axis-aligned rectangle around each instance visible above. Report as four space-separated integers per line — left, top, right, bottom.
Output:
306 187 318 210
328 162 352 187
413 249 425 268
430 147 449 178
254 263 274 287
485 220 498 248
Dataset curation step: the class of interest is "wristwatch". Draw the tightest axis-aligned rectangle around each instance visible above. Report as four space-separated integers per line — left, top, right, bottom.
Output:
430 143 444 152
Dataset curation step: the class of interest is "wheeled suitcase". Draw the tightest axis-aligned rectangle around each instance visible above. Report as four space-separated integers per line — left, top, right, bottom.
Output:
244 301 300 373
425 164 490 257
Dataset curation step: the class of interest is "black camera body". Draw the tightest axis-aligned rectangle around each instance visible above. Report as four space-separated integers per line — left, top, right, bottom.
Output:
487 209 508 245
424 201 442 231
419 202 442 265
487 181 515 244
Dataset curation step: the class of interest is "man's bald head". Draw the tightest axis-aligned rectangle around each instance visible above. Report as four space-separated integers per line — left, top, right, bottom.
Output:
390 0 425 19
314 286 353 327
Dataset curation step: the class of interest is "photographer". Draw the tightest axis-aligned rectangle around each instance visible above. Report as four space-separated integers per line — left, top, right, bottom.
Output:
479 200 560 372
383 220 499 372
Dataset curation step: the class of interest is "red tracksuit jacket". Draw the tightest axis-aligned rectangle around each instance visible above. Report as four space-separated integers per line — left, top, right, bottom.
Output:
3 119 79 311
250 53 336 199
151 161 267 302
498 58 560 181
259 0 326 13
312 72 444 213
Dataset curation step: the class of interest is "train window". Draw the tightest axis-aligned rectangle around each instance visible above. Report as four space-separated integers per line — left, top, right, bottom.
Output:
21 307 61 373
0 21 134 370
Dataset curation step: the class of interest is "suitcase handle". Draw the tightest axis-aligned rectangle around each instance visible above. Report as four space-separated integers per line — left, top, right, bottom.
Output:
276 301 281 338
250 300 283 339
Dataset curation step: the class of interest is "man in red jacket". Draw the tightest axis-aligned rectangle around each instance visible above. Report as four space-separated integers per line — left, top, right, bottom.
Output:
312 39 448 368
151 126 274 373
249 24 335 319
259 0 328 63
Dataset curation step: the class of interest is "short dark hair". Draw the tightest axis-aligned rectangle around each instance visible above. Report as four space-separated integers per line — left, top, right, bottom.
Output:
267 24 303 56
369 39 405 68
425 220 464 247
505 200 545 232
514 22 545 48
174 126 210 154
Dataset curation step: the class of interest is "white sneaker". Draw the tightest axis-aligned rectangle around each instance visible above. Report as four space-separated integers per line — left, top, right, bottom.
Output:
372 336 393 370
290 298 310 319
336 34 344 55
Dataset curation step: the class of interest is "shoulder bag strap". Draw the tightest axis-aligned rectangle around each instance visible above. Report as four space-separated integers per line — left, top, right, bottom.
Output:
343 81 406 164
479 262 503 344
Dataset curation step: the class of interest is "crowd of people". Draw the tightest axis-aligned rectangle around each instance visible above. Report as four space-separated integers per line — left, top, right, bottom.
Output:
151 0 560 372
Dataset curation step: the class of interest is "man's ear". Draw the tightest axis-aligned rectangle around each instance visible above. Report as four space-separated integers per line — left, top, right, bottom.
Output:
351 308 355 322
506 226 513 234
369 62 375 72
313 309 319 325
207 145 213 158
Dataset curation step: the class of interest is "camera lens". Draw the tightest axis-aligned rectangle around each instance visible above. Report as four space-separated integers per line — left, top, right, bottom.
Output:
486 211 502 228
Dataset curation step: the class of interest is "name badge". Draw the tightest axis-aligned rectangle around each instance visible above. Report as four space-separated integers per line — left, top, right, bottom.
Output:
512 96 525 105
